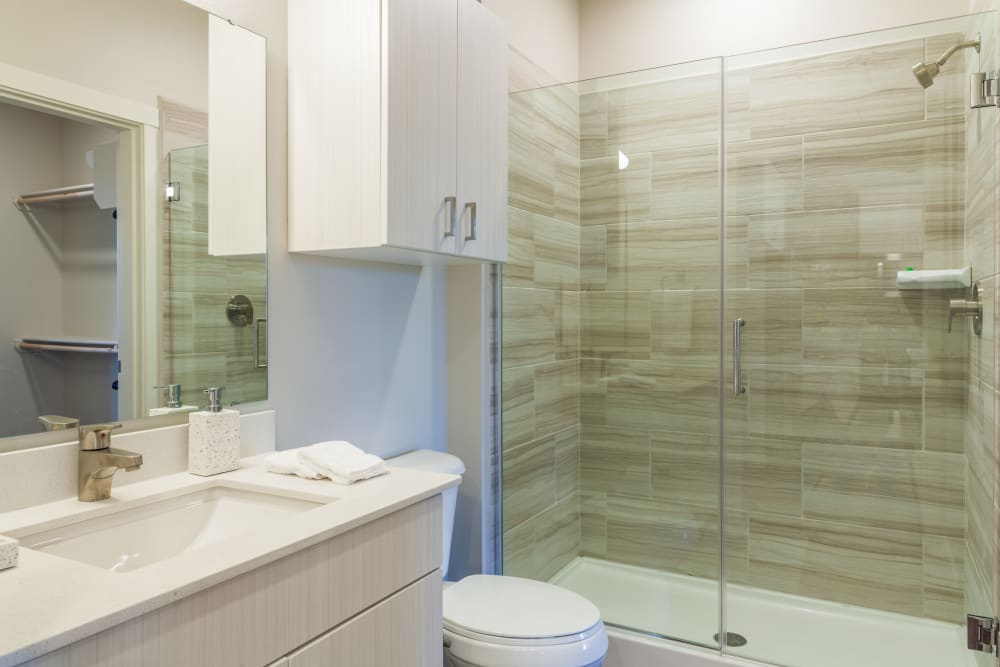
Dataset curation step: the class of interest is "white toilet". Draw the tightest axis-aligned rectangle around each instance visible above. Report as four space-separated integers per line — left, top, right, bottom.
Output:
391 450 608 667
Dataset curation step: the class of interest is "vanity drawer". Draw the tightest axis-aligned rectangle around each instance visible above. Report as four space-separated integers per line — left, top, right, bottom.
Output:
287 571 442 667
20 495 442 667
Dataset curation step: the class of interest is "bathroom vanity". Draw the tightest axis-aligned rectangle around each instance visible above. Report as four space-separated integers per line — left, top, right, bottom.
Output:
0 459 457 666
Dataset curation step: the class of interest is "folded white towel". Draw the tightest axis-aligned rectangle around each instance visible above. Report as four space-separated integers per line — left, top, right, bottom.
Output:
265 450 325 480
299 441 387 485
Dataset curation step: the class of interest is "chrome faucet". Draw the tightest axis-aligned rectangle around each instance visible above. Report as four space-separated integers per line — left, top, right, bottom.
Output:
78 423 143 502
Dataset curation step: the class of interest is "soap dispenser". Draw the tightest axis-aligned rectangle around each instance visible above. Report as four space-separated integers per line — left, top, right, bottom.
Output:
188 387 240 476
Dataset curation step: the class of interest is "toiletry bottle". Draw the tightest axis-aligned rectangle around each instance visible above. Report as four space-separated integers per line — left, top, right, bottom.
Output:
188 387 240 476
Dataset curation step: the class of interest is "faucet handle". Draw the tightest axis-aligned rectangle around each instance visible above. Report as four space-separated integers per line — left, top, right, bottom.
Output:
79 422 122 451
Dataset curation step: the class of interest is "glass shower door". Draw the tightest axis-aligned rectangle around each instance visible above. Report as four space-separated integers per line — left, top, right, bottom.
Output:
501 57 726 648
723 13 995 667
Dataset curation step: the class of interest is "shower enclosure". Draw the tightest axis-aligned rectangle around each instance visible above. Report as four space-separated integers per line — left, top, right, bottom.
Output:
501 13 999 667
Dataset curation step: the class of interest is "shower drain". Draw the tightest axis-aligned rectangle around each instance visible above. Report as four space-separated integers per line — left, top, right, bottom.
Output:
714 632 748 647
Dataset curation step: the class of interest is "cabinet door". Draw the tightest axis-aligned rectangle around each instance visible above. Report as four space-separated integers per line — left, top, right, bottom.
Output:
456 0 508 262
384 0 458 255
287 572 442 667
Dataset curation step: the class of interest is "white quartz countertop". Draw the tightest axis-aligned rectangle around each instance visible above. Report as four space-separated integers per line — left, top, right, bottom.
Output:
0 455 460 666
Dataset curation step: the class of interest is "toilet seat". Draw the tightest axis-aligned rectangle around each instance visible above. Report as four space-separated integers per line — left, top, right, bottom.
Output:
445 620 606 647
444 575 602 643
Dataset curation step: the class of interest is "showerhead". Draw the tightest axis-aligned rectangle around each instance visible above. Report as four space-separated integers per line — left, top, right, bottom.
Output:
912 34 981 88
912 60 941 88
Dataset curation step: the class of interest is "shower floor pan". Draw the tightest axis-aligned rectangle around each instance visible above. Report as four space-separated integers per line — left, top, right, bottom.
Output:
551 557 973 667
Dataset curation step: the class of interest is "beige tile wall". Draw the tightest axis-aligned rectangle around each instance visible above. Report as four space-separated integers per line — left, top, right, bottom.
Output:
502 79 583 579
505 25 998 629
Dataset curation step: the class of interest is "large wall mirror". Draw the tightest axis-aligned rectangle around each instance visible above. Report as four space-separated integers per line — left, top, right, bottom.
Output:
0 0 268 451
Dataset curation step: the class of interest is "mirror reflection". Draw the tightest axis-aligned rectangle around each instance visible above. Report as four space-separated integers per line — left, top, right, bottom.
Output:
0 0 267 443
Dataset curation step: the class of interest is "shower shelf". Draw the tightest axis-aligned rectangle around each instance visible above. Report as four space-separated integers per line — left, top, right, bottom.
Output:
895 266 971 290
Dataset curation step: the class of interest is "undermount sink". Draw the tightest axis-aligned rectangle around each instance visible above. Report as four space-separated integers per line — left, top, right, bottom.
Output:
17 486 327 573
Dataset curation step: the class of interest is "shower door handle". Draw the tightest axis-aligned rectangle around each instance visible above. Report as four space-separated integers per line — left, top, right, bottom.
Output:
733 318 745 396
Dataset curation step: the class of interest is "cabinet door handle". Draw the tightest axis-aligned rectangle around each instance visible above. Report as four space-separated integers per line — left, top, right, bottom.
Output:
464 202 478 241
444 196 457 238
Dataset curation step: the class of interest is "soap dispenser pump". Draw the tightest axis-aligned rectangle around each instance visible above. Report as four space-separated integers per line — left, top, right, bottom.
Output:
188 386 240 476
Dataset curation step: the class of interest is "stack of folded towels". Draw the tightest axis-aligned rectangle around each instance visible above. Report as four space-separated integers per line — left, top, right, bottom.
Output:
265 441 388 484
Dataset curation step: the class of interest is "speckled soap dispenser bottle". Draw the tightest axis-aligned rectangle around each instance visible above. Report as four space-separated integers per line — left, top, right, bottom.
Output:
188 386 240 476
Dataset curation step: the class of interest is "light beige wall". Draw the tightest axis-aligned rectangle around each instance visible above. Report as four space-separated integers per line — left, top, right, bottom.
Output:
0 0 207 111
579 0 973 79
0 103 67 436
184 0 449 454
483 0 580 84
59 120 120 342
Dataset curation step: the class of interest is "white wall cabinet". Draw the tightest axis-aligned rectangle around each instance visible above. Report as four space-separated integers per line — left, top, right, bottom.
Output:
288 0 508 265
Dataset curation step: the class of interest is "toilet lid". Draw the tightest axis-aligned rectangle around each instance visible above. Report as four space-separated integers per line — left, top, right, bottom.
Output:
443 575 602 640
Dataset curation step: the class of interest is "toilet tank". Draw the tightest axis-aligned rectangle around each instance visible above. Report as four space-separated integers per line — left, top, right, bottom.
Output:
389 449 465 579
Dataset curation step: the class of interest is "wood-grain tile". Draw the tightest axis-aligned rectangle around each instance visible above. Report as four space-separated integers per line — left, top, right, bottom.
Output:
649 144 719 221
748 209 861 288
803 117 964 211
554 149 580 226
534 492 581 580
802 288 964 369
509 93 555 217
747 364 923 448
581 491 607 557
534 360 579 437
534 85 580 159
502 287 555 368
555 291 580 360
502 365 534 450
580 92 608 159
923 202 966 270
502 518 536 579
650 290 720 364
580 225 607 290
606 495 747 583
580 153 651 226
924 368 966 454
606 360 722 434
580 358 607 425
966 166 996 280
802 443 965 538
966 379 996 596
581 292 651 359
748 206 930 289
580 424 650 497
650 431 801 517
728 136 804 216
534 215 579 290
925 34 968 119
606 74 722 154
555 426 580 500
923 535 965 623
502 436 556 531
726 289 803 364
607 218 721 291
505 207 534 288
749 39 925 139
748 514 924 615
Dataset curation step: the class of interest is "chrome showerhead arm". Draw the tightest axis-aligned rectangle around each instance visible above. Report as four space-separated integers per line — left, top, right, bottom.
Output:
935 35 981 68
